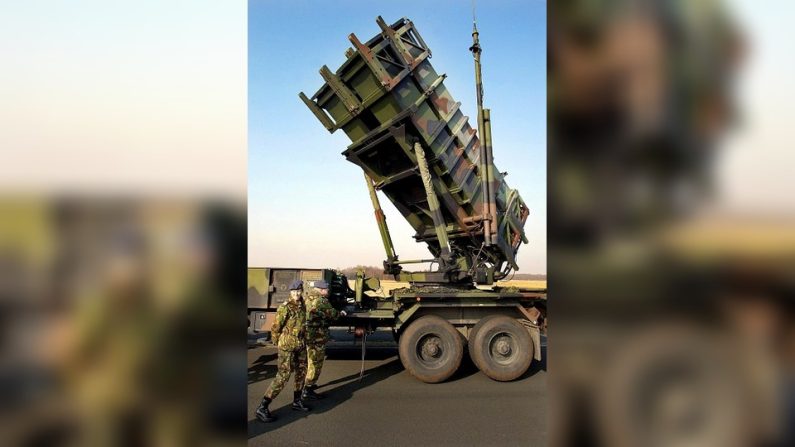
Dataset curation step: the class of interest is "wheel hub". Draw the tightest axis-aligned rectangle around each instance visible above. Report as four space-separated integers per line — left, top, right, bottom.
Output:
489 333 516 364
495 339 511 356
421 337 442 358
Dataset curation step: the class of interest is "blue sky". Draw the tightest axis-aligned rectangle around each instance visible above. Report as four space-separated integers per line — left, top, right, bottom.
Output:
248 0 547 273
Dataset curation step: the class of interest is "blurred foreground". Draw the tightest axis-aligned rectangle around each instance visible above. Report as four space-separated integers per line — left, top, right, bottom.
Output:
550 1 794 446
0 199 246 446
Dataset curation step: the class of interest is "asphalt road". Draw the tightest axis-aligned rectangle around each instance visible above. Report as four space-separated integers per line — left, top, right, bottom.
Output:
248 329 547 446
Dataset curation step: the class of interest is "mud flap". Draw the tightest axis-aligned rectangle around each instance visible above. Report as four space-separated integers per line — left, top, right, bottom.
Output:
528 325 542 362
520 319 542 361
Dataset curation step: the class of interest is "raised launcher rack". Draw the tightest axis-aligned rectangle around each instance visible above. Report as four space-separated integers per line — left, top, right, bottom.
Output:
300 16 529 284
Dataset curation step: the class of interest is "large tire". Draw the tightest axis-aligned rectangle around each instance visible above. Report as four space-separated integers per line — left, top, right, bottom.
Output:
595 325 749 447
469 315 533 381
398 315 464 383
467 315 499 354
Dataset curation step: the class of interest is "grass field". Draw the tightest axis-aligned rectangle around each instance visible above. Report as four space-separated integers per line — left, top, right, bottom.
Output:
498 279 547 289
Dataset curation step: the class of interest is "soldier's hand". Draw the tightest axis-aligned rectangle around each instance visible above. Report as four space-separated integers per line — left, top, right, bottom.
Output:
339 310 348 317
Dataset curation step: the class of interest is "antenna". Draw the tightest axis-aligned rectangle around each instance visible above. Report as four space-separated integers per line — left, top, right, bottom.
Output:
469 8 483 121
469 1 484 114
468 5 495 247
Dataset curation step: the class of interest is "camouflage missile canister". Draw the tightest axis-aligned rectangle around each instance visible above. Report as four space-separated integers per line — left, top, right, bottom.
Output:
300 17 529 278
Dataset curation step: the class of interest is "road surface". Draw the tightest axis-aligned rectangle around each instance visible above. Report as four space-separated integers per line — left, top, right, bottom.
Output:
248 330 547 446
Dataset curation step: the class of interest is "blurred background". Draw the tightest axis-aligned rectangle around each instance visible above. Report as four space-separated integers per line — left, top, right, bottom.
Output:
0 1 247 446
549 0 794 446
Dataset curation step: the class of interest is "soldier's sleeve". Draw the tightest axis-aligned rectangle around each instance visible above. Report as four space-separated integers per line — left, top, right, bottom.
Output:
306 294 322 322
271 304 287 343
317 298 339 321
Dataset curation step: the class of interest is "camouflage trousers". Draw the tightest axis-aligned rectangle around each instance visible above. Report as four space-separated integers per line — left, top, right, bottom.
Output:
264 348 307 399
304 343 326 387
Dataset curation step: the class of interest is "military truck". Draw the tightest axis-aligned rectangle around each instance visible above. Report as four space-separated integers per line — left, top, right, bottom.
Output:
247 267 352 335
247 265 545 383
250 16 546 383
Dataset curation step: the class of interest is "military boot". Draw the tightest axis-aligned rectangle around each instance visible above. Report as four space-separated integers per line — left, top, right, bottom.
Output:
292 391 311 411
255 397 276 423
302 384 325 400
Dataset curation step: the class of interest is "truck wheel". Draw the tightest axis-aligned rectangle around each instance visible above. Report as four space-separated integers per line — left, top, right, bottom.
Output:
398 315 464 383
596 325 749 447
469 315 533 381
467 315 498 352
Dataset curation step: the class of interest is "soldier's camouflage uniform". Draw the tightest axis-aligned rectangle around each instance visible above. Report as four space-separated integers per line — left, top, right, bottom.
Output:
264 299 307 399
303 289 339 387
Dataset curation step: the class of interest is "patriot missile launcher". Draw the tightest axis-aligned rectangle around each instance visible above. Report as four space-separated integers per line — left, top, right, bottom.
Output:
300 16 529 285
251 16 546 383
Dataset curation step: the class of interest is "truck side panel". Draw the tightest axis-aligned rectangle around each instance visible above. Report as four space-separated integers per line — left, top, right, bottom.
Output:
247 267 338 333
247 267 270 309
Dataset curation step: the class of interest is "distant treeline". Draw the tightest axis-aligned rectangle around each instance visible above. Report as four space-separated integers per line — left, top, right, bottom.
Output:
509 273 547 281
337 265 546 281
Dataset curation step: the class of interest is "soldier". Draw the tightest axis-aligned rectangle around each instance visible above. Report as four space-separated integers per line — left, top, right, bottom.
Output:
255 280 311 423
302 279 346 400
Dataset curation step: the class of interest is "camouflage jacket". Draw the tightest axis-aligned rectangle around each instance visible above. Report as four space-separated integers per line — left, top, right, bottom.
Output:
271 300 306 351
304 290 339 344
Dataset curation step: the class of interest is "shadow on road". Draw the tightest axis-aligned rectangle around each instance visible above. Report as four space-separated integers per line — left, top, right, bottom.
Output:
248 337 546 437
325 345 397 361
247 358 404 438
248 352 277 384
517 343 547 381
446 351 481 382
